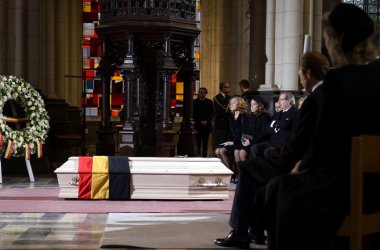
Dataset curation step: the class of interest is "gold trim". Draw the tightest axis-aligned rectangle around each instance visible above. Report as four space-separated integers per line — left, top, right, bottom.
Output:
0 116 29 123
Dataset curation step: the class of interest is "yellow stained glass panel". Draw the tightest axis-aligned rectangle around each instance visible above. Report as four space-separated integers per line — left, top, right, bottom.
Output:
83 5 91 12
176 82 184 94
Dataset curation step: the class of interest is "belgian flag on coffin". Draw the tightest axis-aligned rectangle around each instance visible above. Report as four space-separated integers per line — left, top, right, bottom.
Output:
77 156 131 200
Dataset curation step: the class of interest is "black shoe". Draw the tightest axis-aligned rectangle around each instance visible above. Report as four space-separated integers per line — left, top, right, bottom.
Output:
214 230 250 249
248 228 266 245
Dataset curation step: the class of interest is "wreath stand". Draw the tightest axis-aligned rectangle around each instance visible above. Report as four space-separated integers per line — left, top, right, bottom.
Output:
0 101 35 184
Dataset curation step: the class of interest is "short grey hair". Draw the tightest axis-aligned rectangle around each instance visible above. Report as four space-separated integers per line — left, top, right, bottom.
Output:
282 92 295 106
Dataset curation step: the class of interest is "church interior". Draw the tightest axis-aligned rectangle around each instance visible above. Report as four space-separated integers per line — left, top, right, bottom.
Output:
0 0 379 249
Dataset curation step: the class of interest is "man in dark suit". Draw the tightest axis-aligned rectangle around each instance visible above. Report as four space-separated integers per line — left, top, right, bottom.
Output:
262 4 380 250
239 79 258 104
214 52 330 249
193 87 214 157
249 92 298 159
213 82 231 147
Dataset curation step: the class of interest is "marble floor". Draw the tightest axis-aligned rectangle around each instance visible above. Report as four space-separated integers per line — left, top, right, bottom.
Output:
0 175 246 250
0 175 110 250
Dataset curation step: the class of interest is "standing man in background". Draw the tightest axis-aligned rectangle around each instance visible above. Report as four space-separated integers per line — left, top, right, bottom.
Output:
239 79 258 104
213 82 231 148
193 87 214 157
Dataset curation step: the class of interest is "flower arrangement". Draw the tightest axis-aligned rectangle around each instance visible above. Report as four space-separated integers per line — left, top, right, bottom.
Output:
0 75 50 159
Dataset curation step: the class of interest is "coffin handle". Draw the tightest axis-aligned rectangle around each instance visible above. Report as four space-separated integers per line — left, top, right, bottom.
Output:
196 177 228 187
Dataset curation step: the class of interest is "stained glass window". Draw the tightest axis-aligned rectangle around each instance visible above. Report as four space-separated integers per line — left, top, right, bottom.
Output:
82 0 101 117
82 0 123 117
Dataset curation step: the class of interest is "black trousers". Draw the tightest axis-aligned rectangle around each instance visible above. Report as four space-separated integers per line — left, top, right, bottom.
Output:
229 165 264 235
250 141 271 159
196 131 210 157
229 158 294 236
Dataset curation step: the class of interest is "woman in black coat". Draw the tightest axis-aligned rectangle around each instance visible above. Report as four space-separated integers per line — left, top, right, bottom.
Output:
234 96 270 162
215 96 248 173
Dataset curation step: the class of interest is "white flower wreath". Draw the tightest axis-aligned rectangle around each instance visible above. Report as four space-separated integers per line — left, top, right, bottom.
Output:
0 75 50 158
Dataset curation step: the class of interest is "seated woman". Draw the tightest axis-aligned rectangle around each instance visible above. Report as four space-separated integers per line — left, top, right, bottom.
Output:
215 96 247 180
234 96 270 163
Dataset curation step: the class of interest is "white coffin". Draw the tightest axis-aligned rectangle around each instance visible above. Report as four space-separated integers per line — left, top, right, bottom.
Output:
54 157 233 200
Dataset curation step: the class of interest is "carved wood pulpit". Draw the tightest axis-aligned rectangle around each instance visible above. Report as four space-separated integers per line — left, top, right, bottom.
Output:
96 0 200 156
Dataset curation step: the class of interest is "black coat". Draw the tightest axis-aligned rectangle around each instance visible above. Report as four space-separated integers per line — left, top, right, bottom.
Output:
245 112 271 145
226 112 247 146
266 106 298 146
213 93 230 130
264 59 380 250
193 97 214 133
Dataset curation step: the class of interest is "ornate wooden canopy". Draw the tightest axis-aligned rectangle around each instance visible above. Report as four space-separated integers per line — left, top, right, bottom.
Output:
96 0 200 156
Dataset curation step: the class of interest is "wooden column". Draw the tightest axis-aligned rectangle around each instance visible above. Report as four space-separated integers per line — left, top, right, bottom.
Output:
156 35 178 156
177 39 198 157
119 35 139 156
96 39 115 156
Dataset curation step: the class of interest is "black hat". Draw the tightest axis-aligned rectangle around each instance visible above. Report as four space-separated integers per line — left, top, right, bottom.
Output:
329 3 374 54
251 95 268 109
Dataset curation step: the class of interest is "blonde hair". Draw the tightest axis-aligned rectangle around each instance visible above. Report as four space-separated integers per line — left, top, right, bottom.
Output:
228 96 248 113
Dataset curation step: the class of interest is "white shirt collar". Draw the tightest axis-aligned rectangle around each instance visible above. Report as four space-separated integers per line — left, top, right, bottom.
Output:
311 80 323 93
283 106 291 112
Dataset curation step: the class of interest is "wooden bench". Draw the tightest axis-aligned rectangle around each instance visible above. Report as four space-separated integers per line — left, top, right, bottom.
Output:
337 135 380 250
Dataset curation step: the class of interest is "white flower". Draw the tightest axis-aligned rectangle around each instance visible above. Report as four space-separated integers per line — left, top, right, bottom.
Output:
0 75 50 157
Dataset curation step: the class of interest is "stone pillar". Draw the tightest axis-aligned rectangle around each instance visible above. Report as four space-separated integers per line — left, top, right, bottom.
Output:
63 0 82 107
96 39 115 156
0 0 7 73
278 0 303 91
312 0 323 51
219 0 250 94
37 0 58 98
14 0 25 76
55 1 65 99
273 0 283 90
263 0 276 89
199 0 222 97
249 0 267 90
27 0 41 87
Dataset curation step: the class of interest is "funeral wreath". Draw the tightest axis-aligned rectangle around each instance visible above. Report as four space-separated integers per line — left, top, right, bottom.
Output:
0 75 50 159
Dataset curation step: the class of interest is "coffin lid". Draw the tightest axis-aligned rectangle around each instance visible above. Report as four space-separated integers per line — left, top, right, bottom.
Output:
54 157 233 175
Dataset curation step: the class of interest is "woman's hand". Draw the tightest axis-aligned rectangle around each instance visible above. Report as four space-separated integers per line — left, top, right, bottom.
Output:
220 141 234 146
242 138 250 146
